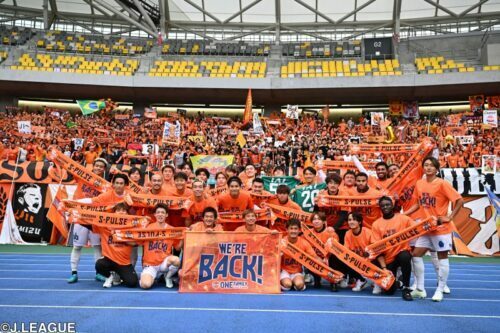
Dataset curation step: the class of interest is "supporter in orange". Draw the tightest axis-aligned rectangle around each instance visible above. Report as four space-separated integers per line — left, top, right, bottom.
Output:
316 173 348 235
388 164 400 178
339 170 357 196
352 172 383 228
217 176 254 231
148 173 168 196
234 209 276 233
194 168 210 184
446 152 458 168
280 218 318 291
344 212 375 292
164 172 193 228
371 196 413 301
34 144 47 162
239 163 257 189
189 207 223 232
369 162 391 191
406 157 463 302
185 178 217 227
250 178 274 208
139 203 181 289
94 203 137 288
161 164 175 191
267 184 301 233
83 144 99 166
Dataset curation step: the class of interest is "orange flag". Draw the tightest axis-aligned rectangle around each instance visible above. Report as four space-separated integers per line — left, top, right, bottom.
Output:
47 185 69 241
243 89 252 125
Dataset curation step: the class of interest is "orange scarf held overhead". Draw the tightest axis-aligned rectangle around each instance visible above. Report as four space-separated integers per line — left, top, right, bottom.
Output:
350 143 419 154
265 203 312 225
366 217 438 260
218 208 271 223
67 208 151 229
48 148 111 193
113 227 186 242
327 238 395 290
316 194 384 208
316 160 377 171
128 193 191 210
280 240 343 283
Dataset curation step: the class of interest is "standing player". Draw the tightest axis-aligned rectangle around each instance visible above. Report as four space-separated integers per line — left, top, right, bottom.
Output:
189 207 223 232
67 157 107 283
352 172 383 228
406 157 463 302
292 167 326 213
139 204 182 289
217 176 254 231
266 184 302 233
235 209 276 233
280 219 319 291
185 178 217 227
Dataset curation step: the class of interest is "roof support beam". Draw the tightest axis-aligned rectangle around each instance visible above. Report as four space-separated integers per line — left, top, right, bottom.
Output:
393 0 402 35
423 0 458 17
43 0 49 30
58 14 103 35
459 0 489 18
336 0 377 25
184 0 222 24
224 25 276 40
93 0 156 36
342 22 392 40
281 24 331 41
169 22 216 40
275 0 281 43
159 0 169 35
131 0 158 31
83 0 112 18
294 0 335 24
223 0 263 24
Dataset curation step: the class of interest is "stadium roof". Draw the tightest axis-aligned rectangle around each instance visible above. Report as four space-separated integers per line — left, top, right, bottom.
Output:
1 0 500 40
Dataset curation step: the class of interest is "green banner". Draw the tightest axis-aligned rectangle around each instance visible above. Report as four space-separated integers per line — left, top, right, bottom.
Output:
77 100 106 116
262 176 301 194
292 183 327 213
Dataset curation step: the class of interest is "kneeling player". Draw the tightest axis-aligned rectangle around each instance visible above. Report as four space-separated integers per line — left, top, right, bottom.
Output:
280 219 318 291
140 204 182 289
94 203 138 288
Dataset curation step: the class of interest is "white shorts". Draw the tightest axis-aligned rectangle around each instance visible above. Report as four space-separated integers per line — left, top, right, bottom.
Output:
72 224 100 247
415 233 453 252
141 265 166 279
280 270 304 281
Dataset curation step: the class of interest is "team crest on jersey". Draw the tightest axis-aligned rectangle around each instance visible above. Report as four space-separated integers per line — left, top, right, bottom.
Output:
198 242 263 289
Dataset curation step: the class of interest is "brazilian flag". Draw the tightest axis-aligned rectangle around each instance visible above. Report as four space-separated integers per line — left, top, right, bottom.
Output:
76 100 106 116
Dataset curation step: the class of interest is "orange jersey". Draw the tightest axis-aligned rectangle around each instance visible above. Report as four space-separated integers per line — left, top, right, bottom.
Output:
186 195 217 224
371 214 413 264
369 176 391 191
141 222 177 267
93 225 133 266
164 187 193 227
311 227 338 258
317 189 348 229
281 237 317 274
339 184 357 196
266 197 302 233
234 224 271 233
415 177 462 235
352 187 383 228
344 227 374 258
189 221 223 232
91 190 128 205
73 181 101 200
217 191 254 213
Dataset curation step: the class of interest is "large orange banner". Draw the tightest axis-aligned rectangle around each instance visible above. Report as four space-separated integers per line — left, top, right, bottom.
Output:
180 231 281 294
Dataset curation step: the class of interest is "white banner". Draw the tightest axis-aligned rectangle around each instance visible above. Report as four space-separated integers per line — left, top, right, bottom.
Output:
142 144 159 155
17 121 31 134
483 110 498 128
481 155 497 174
440 168 500 195
286 105 299 119
455 135 474 145
72 138 84 150
253 113 264 135
370 112 384 126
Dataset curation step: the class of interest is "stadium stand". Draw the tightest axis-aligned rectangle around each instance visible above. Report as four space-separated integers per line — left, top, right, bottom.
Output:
10 53 139 75
36 30 153 55
149 59 266 78
281 59 401 78
415 56 500 74
282 41 362 58
0 25 34 45
161 40 270 56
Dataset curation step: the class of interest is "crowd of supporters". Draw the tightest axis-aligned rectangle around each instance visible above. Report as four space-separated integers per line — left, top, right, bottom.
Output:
0 107 498 173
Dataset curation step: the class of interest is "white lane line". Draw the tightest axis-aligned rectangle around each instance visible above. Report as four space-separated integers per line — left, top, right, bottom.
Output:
1 288 499 303
0 304 499 319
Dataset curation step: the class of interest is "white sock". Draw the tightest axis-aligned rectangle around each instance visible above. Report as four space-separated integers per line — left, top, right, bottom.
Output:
411 259 416 284
166 265 179 279
437 259 450 292
130 247 138 268
93 245 102 262
70 246 82 272
430 251 440 276
412 257 425 291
